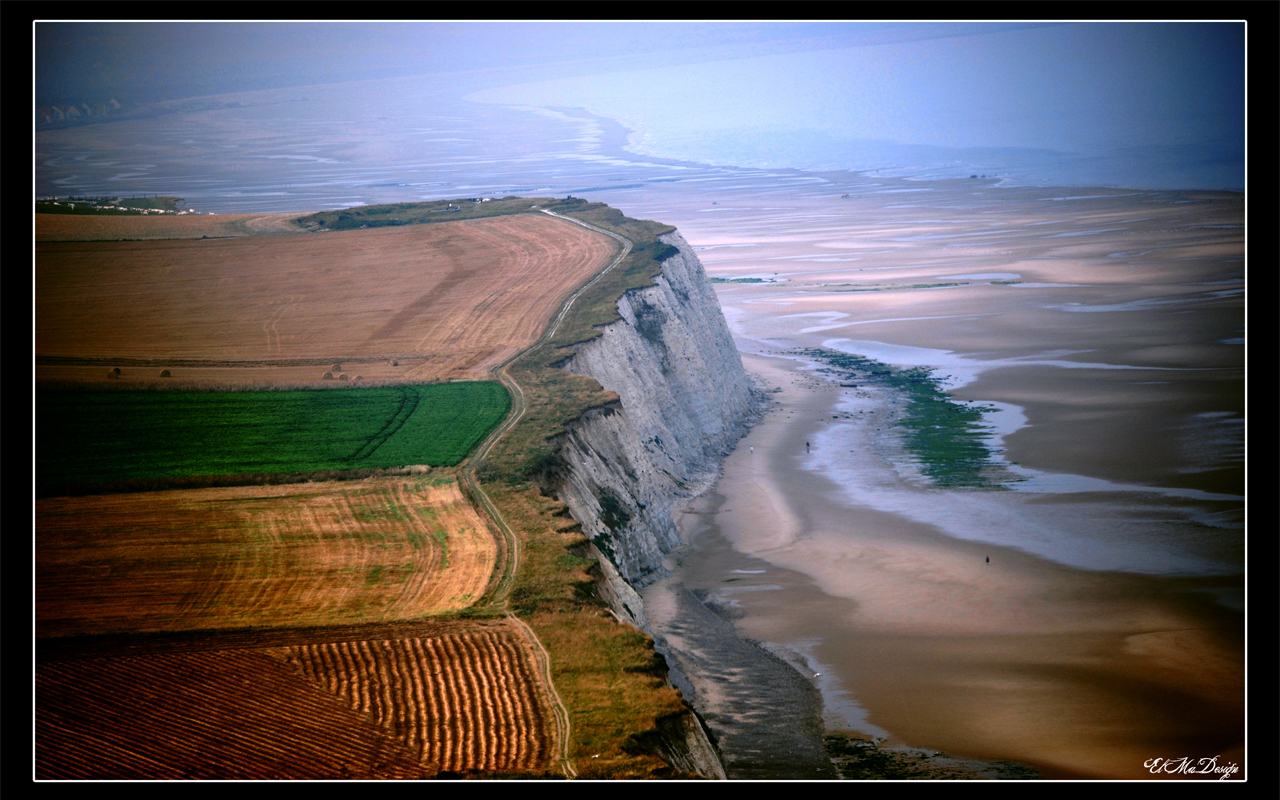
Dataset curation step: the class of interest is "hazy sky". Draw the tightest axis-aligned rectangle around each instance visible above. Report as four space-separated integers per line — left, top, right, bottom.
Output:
35 22 1059 104
35 21 1247 190
469 23 1244 154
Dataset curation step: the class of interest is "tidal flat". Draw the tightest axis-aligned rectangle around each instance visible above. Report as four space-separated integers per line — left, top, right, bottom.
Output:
636 176 1244 779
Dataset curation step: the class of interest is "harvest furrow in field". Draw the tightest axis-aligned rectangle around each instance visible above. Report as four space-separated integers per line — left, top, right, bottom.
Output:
493 632 529 769
37 649 432 779
434 635 471 770
477 632 514 767
446 635 484 768
276 630 551 773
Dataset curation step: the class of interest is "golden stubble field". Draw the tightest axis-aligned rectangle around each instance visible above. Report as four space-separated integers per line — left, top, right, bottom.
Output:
37 477 497 638
36 212 619 385
36 472 561 777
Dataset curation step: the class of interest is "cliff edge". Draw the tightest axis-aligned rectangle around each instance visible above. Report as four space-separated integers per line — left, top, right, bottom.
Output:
545 232 758 607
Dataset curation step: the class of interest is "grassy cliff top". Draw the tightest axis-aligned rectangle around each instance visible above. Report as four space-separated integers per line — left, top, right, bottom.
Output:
296 195 673 241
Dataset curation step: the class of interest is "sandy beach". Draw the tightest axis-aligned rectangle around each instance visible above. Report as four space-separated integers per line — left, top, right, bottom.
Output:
634 176 1244 779
648 353 1242 778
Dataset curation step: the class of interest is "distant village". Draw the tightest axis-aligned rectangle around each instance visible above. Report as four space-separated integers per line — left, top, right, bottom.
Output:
36 96 246 131
36 196 200 216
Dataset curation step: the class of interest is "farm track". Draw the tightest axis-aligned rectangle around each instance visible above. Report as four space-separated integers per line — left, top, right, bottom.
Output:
346 385 418 462
460 208 634 779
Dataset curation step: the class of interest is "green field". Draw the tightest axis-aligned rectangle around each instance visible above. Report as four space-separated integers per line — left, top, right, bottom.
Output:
37 382 509 490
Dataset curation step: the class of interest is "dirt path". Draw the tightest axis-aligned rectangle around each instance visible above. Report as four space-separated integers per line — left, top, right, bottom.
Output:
459 210 632 779
232 212 311 235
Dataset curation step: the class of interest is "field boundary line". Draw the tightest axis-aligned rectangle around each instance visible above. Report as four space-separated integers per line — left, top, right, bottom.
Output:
507 614 577 779
534 209 632 344
458 211 631 779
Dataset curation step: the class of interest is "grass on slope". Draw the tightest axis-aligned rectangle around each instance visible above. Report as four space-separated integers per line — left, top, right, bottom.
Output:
462 200 706 777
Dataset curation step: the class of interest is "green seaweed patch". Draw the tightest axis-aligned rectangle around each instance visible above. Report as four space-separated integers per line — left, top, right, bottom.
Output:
800 348 1003 488
708 277 774 284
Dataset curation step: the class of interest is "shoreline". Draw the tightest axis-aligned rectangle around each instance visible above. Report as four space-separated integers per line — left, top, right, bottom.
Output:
658 351 1243 779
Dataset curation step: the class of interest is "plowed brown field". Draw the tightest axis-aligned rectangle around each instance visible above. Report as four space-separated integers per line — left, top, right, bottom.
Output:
37 477 496 638
36 213 618 385
35 622 551 778
36 648 432 779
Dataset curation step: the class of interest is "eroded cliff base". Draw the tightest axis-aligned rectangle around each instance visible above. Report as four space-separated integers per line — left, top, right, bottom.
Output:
642 580 837 779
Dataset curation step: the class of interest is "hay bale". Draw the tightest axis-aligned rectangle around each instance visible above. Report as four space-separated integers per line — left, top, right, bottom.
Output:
323 371 334 380
353 375 363 381
331 363 342 372
111 367 121 375
338 373 350 381
107 370 118 379
388 358 398 367
160 369 171 378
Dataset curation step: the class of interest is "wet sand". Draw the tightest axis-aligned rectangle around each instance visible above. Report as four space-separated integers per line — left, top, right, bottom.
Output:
653 354 1242 778
623 175 1244 779
643 580 836 779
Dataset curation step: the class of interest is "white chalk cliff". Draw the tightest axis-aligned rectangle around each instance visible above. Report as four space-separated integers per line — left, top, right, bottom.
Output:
549 231 756 594
539 231 759 777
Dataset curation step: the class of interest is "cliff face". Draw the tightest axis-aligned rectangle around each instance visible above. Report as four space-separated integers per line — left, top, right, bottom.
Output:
549 231 757 595
540 230 755 780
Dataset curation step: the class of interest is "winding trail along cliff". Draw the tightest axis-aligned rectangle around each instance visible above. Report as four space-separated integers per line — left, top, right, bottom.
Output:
536 229 841 779
546 231 760 620
460 206 743 779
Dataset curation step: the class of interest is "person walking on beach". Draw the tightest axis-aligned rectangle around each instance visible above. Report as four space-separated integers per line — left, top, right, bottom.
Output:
806 441 810 454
